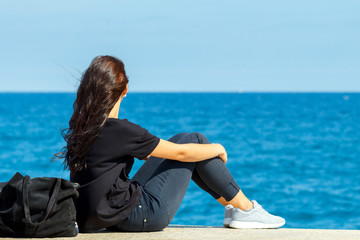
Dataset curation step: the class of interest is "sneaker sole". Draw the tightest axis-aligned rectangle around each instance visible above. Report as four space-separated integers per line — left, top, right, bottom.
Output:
223 218 232 227
229 220 285 229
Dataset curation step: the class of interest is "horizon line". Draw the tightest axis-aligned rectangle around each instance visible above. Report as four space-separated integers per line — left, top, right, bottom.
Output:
1 90 360 94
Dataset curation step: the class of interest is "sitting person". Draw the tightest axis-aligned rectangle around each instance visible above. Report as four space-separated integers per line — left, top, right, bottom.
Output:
54 55 285 232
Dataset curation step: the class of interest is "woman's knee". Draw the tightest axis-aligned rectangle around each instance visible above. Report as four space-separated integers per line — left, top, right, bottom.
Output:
191 132 211 144
169 132 210 144
167 132 190 143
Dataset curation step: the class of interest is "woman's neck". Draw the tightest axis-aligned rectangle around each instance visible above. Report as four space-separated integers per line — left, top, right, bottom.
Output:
108 97 122 119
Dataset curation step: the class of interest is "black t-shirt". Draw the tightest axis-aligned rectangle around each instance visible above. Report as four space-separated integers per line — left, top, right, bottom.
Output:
70 118 160 232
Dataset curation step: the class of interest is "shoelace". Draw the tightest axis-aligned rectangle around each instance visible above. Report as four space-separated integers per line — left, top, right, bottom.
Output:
256 204 271 216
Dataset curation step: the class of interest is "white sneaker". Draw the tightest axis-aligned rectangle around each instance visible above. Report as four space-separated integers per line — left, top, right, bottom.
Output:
229 200 285 229
223 204 234 227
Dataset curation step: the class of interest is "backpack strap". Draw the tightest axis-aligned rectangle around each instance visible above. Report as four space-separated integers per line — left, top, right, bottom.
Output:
22 176 62 224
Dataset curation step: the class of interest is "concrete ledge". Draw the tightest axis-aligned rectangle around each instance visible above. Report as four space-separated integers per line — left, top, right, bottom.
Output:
1 226 359 240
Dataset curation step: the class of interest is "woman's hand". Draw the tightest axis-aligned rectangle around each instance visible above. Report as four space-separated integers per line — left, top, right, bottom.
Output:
214 143 227 164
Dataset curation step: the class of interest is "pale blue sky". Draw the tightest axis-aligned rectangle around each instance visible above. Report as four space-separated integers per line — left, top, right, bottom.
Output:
0 0 359 92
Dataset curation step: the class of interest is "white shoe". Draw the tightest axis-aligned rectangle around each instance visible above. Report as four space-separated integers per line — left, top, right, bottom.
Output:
223 204 234 227
229 200 285 229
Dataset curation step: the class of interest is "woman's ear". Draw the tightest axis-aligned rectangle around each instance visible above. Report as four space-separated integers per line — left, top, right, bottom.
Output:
123 84 128 97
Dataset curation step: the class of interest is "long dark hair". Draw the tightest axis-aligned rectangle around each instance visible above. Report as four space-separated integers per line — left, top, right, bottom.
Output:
54 55 129 173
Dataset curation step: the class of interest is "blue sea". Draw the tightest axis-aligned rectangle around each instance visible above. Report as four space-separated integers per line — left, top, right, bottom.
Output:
0 93 359 230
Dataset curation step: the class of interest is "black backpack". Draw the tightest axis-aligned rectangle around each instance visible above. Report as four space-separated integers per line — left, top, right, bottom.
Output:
0 172 79 237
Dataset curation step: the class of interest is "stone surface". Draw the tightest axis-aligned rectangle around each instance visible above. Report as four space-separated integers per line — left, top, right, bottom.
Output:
1 226 359 240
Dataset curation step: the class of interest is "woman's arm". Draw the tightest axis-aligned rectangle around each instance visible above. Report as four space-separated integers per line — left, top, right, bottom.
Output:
148 139 228 164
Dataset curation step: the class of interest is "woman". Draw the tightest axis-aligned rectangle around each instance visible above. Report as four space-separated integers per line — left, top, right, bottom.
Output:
56 55 285 233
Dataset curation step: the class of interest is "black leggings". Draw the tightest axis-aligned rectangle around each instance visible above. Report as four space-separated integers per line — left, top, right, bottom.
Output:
108 132 240 232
